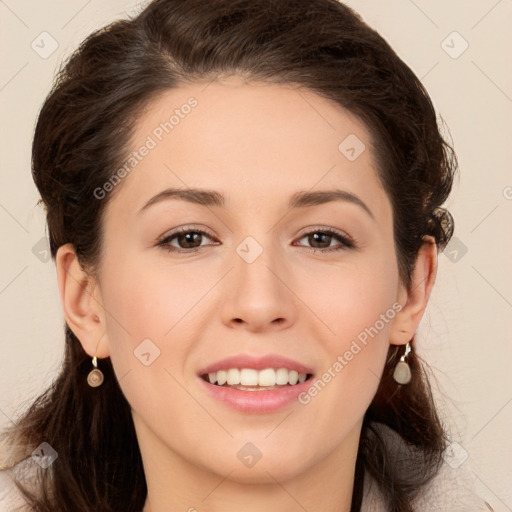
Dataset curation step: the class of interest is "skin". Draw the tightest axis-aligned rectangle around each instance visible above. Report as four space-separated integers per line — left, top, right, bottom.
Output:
56 76 437 512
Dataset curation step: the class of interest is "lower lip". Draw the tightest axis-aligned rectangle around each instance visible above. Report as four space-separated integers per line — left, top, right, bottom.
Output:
198 376 314 413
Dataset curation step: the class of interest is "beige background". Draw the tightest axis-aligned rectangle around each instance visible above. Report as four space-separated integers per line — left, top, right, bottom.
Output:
1 0 511 509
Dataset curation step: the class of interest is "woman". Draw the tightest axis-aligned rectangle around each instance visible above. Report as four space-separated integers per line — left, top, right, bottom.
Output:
0 0 493 510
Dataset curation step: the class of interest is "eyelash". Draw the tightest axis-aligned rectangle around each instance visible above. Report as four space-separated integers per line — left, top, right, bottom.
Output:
156 226 356 254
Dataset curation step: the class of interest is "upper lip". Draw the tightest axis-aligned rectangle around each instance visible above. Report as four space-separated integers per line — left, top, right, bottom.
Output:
198 353 314 376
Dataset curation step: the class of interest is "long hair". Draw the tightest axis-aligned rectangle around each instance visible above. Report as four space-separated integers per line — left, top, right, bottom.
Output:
1 1 457 510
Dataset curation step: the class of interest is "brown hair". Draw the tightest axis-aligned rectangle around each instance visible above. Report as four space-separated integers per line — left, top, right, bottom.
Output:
1 1 457 511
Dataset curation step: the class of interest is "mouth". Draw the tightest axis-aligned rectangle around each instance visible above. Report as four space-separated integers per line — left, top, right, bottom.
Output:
197 353 315 412
198 368 315 413
200 368 314 391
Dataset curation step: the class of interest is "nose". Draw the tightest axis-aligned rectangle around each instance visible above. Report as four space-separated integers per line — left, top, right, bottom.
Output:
220 241 298 332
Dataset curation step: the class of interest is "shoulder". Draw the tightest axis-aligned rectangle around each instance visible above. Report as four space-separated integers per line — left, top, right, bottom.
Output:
412 461 496 512
0 458 38 512
360 423 495 511
361 461 495 512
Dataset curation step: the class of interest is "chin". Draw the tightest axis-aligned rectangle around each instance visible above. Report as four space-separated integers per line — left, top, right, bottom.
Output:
191 439 319 485
213 459 308 485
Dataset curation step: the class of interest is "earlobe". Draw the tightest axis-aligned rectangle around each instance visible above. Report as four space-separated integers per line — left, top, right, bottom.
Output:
55 243 110 358
389 236 438 346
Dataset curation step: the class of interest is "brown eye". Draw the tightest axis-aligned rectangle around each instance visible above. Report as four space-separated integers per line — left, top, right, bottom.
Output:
157 227 218 253
296 228 355 252
174 231 204 249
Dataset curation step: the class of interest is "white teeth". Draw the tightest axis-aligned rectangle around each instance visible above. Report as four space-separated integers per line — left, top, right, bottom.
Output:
204 367 309 387
275 368 289 385
240 368 259 386
217 370 227 385
226 368 240 385
258 368 276 386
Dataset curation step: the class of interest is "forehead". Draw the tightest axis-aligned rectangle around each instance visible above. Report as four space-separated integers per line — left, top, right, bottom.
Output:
105 76 389 219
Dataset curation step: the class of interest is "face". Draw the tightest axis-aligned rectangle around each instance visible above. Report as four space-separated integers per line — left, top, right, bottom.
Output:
93 76 404 484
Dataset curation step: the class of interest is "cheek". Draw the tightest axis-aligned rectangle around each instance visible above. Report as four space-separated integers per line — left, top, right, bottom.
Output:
310 249 400 346
301 252 399 412
97 256 213 398
97 264 202 426
100 254 210 342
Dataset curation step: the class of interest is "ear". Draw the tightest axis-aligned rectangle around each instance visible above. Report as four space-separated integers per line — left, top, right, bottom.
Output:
55 243 110 358
390 236 438 346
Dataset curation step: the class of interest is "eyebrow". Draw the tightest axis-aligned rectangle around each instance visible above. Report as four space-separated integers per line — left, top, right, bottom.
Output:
138 187 374 219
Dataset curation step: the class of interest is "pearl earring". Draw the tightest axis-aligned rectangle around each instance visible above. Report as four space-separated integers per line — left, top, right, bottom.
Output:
87 356 104 387
393 342 412 385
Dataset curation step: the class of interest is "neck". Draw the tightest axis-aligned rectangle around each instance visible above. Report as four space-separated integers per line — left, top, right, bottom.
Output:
135 412 361 512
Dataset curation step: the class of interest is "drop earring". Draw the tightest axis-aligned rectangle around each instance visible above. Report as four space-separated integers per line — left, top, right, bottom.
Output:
87 356 104 387
393 342 412 385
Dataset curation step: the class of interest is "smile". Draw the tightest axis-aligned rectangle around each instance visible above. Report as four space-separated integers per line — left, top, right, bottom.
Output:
201 368 311 389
